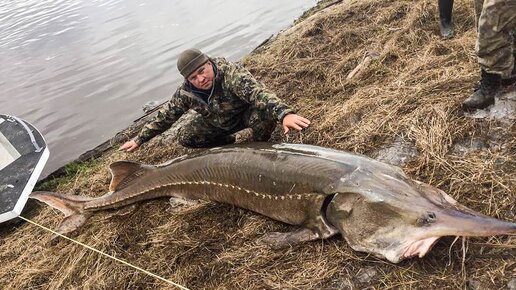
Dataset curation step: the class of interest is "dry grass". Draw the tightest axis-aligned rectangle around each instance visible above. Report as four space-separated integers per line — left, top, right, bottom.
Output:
1 0 515 289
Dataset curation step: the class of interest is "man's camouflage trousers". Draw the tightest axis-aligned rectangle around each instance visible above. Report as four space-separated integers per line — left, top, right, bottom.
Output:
474 0 516 76
176 106 276 148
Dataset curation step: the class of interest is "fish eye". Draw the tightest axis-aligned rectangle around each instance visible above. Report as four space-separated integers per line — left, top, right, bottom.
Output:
416 212 437 227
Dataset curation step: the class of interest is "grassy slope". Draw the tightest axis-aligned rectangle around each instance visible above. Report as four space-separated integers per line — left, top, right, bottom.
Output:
1 0 514 289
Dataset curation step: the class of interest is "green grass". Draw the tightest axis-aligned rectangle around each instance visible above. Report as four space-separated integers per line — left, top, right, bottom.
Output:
35 159 100 191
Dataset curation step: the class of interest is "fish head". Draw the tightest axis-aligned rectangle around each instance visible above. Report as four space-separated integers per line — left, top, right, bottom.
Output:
326 171 516 263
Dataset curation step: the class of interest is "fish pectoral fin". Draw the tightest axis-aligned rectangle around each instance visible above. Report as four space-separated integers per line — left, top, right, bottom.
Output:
108 160 155 192
257 228 325 249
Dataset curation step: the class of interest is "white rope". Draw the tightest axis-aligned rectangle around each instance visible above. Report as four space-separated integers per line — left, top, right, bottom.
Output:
19 216 190 290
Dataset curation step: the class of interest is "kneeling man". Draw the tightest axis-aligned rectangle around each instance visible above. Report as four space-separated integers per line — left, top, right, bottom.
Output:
120 48 309 151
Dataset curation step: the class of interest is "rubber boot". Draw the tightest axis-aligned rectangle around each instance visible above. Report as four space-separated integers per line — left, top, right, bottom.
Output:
438 0 454 39
463 70 501 110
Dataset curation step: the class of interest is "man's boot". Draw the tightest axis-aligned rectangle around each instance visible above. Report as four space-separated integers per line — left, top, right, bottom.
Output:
463 70 501 110
438 0 454 39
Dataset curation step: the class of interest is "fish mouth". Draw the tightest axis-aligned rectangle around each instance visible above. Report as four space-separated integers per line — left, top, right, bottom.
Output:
402 236 440 259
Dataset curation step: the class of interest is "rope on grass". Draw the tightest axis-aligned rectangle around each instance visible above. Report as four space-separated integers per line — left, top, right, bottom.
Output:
19 216 190 290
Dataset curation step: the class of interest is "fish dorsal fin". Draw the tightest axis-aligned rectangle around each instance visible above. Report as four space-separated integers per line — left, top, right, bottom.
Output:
109 161 154 192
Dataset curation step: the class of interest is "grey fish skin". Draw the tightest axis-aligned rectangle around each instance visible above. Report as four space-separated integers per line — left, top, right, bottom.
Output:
30 143 516 263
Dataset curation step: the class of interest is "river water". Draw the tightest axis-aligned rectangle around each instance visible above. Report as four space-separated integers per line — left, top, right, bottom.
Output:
0 0 316 177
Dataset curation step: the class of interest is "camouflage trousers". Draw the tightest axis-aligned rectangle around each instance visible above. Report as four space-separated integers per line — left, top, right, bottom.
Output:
176 107 276 148
474 0 516 76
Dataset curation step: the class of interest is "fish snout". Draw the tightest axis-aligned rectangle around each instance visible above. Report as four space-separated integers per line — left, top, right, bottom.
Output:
432 207 516 237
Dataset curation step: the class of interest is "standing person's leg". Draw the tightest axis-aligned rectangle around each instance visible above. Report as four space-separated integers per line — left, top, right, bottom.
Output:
474 0 484 27
463 0 516 110
438 0 454 38
476 0 515 77
511 28 516 74
176 113 235 148
513 28 516 53
502 29 516 84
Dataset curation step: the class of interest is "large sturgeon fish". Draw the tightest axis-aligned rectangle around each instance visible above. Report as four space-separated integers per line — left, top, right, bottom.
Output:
31 143 515 263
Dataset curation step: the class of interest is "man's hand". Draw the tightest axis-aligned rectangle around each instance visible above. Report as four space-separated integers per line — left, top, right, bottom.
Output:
282 114 310 134
119 140 139 152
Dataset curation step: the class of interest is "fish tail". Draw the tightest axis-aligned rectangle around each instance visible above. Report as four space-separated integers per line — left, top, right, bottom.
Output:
31 191 92 215
30 191 94 237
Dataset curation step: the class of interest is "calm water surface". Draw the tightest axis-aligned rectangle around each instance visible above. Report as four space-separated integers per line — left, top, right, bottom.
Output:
0 0 316 177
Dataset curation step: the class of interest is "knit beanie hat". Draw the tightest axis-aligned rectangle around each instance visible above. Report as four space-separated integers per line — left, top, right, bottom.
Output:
177 48 209 78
